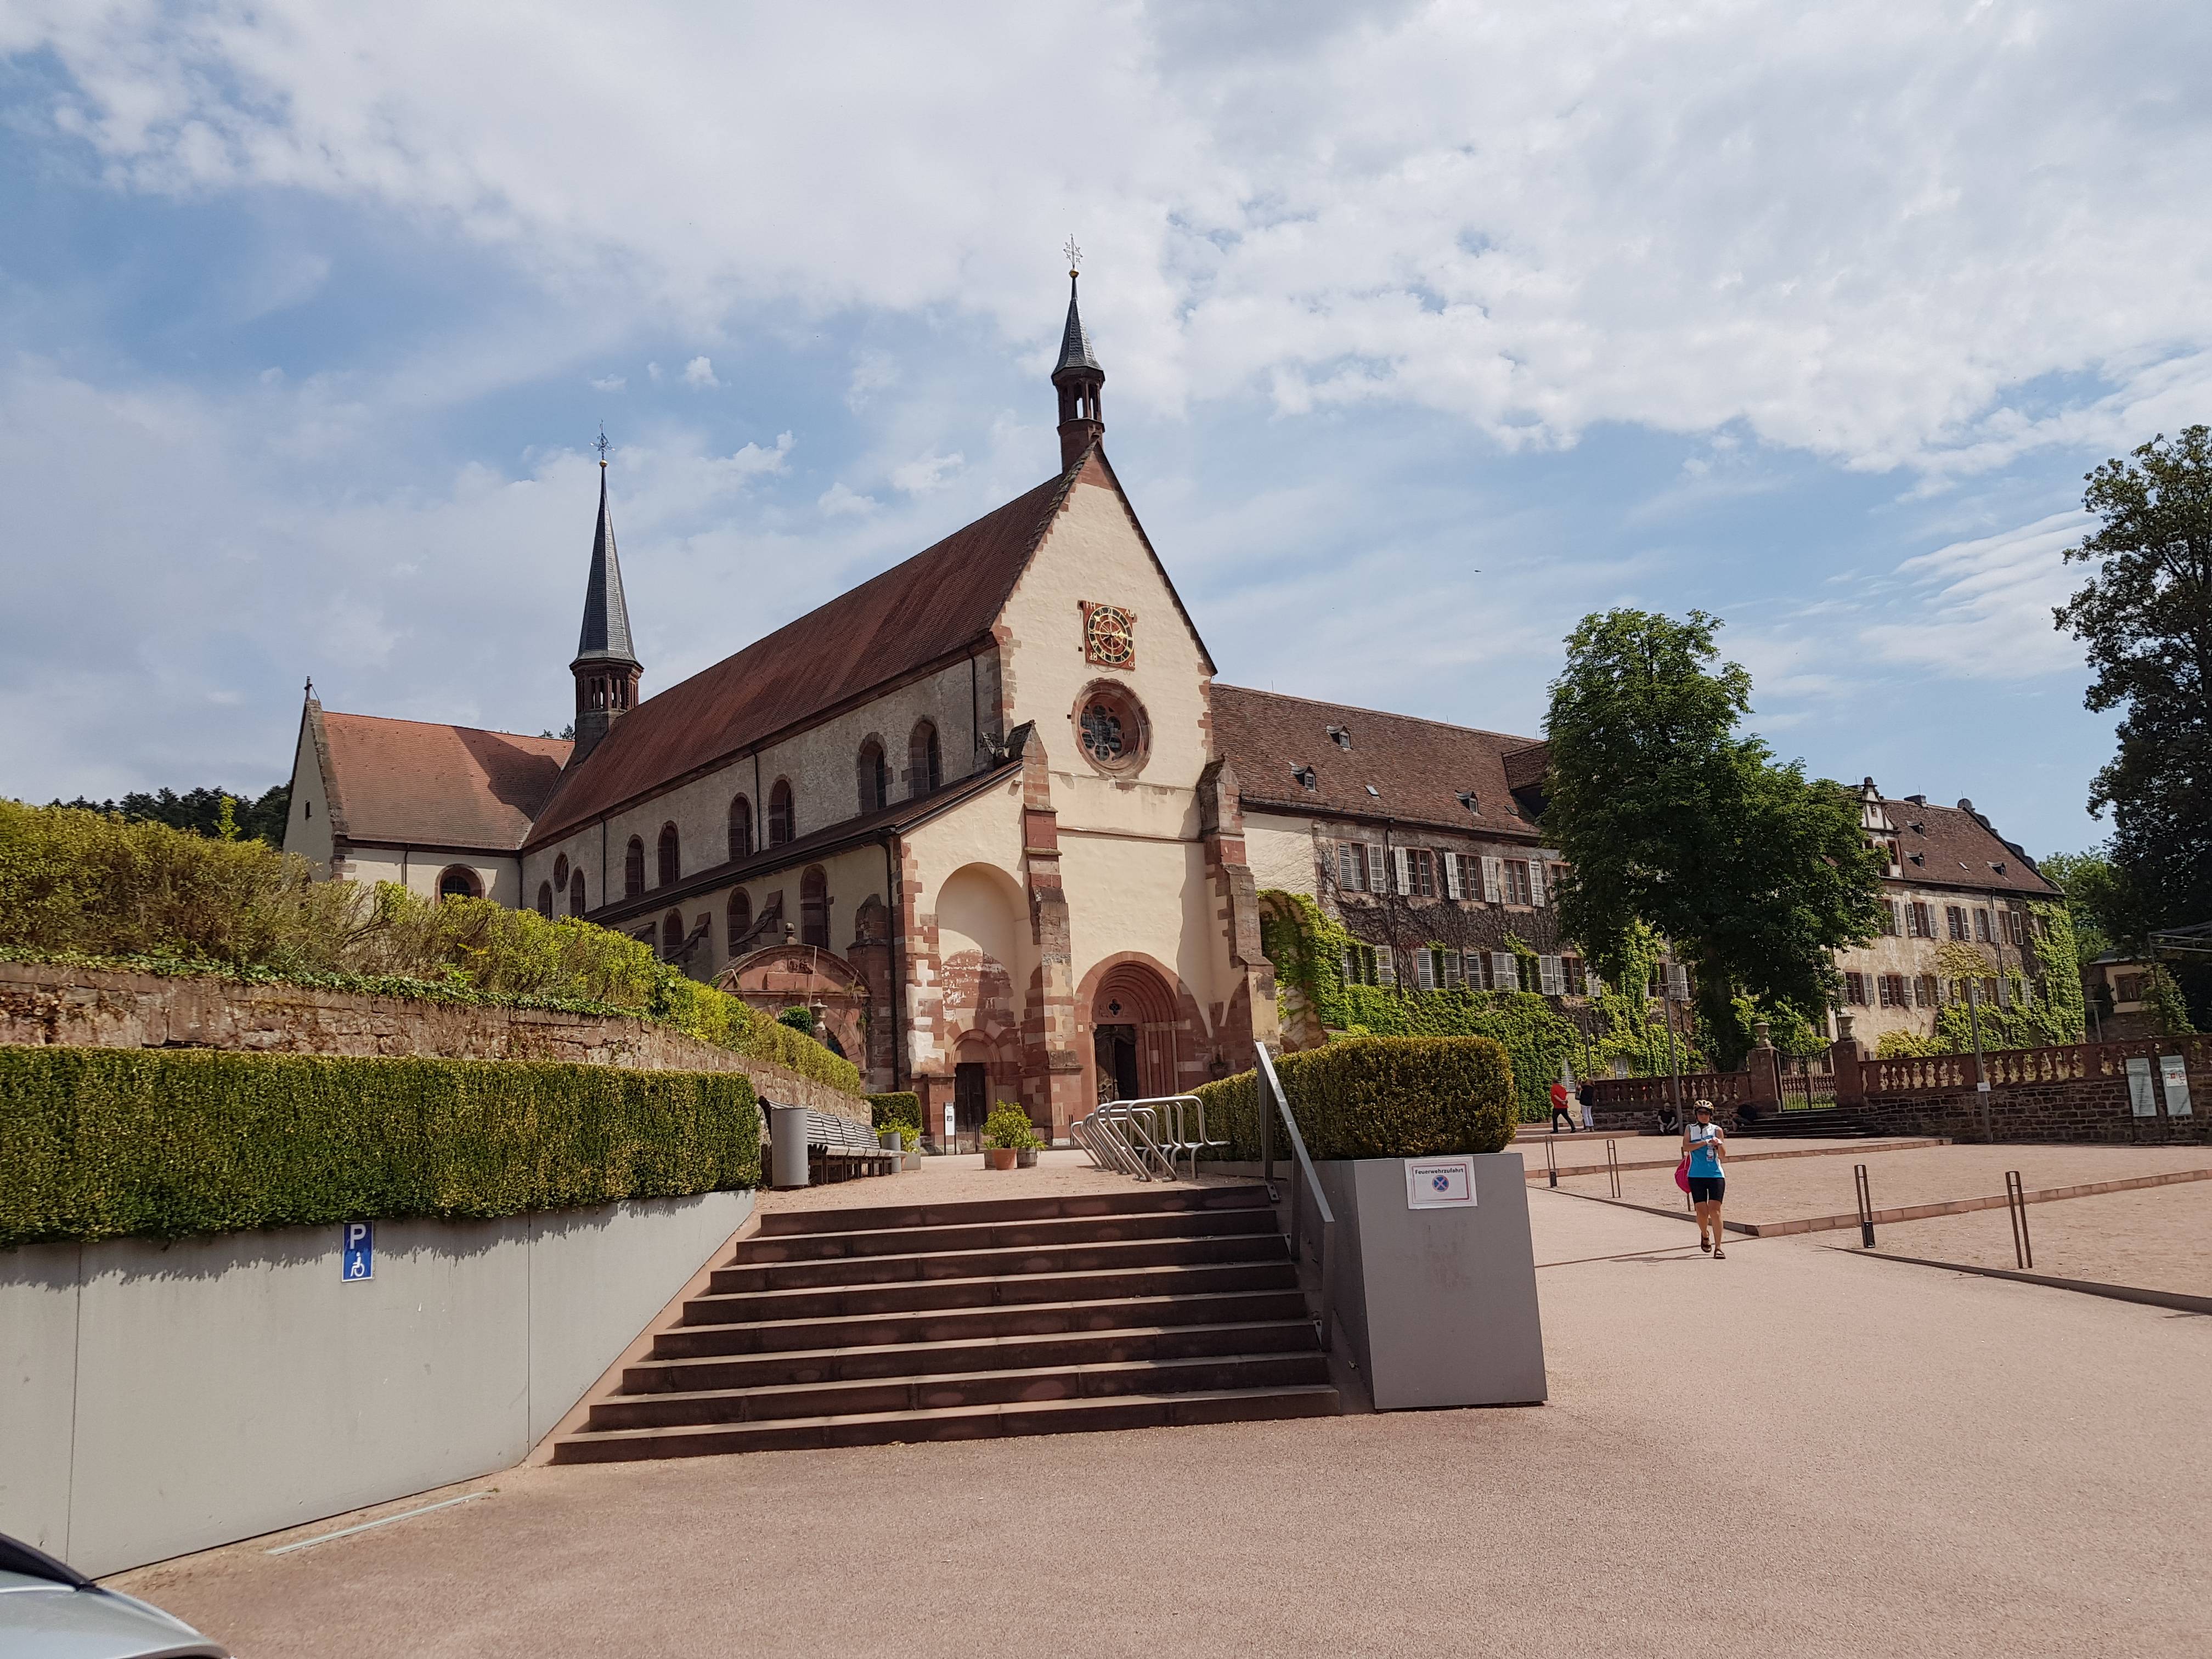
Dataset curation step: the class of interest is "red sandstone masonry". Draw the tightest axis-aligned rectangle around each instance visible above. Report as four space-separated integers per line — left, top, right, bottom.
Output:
0 961 869 1121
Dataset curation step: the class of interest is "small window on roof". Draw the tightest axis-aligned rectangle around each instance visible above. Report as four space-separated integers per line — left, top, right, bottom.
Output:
1293 765 1317 790
1456 789 1479 814
1364 784 1380 798
1327 725 1352 751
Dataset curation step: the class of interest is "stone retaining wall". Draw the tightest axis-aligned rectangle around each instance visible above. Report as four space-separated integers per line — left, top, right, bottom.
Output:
1852 1074 2208 1145
0 961 868 1121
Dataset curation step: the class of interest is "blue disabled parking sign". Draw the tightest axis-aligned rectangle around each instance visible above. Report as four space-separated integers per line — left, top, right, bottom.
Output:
342 1221 374 1281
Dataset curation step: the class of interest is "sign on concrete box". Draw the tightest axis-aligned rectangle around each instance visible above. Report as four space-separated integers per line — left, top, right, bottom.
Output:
1404 1155 1477 1209
2160 1055 2193 1118
342 1221 374 1280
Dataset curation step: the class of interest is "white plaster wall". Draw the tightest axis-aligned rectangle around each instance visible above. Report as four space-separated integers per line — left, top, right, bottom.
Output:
280 715 334 871
1244 812 1322 897
522 656 985 915
1059 830 1221 1035
0 1191 749 1578
1000 478 1212 840
904 782 1030 1075
335 845 518 909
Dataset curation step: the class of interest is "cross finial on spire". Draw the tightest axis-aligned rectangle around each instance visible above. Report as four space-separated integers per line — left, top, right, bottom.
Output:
1063 235 1082 278
594 425 611 469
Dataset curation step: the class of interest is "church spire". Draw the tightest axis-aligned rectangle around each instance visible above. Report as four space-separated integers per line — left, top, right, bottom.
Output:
1051 239 1104 472
569 432 642 765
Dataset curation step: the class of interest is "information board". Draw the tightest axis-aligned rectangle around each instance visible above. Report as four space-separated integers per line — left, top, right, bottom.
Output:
2160 1054 2193 1119
2127 1056 2157 1117
1405 1155 1478 1209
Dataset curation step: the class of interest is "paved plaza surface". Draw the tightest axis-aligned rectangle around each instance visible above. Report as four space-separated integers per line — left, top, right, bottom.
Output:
113 1169 2212 1658
1859 1178 2212 1297
1560 1138 2212 1226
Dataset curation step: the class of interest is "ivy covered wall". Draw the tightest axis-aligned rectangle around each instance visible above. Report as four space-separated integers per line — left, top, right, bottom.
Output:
1257 891 1708 1120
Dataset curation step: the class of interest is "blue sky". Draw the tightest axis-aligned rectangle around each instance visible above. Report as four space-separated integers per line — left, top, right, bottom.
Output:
5 2 2210 859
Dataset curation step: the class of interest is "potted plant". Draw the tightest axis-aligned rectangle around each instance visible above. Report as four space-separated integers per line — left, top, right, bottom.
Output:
981 1103 1040 1170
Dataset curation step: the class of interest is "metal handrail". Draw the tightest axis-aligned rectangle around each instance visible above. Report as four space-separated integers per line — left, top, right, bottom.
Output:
1255 1045 1335 1352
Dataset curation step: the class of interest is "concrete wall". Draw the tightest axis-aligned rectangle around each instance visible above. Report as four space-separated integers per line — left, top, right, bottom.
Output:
0 960 868 1121
1 1190 751 1577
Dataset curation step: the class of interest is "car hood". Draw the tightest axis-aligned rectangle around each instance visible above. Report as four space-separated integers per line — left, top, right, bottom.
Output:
0 1577 225 1658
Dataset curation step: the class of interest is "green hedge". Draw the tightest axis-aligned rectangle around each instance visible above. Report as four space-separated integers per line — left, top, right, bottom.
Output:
866 1091 921 1132
0 1045 761 1247
1193 1036 1519 1162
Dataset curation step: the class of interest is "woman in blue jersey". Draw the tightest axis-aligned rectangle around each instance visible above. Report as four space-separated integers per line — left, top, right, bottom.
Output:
1683 1101 1728 1259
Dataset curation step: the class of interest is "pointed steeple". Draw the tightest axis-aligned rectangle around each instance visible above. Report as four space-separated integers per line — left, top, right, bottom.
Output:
1050 245 1104 472
569 435 642 765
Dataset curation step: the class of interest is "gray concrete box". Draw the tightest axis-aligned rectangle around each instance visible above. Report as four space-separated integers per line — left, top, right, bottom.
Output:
1314 1152 1547 1410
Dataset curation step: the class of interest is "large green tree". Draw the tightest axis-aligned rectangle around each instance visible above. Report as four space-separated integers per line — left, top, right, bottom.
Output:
1542 608 1886 1067
2055 427 2212 938
50 784 291 848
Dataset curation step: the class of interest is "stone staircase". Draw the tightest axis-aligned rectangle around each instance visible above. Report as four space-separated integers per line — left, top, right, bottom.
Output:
552 1183 1339 1462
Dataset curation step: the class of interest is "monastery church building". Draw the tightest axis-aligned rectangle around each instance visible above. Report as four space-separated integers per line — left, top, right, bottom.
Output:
282 278 1589 1140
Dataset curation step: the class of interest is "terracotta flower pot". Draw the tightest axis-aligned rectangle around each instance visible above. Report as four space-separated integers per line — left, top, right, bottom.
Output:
985 1147 1018 1171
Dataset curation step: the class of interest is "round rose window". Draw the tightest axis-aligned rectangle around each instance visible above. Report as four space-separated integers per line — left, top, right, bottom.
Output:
1073 682 1147 776
1081 699 1125 761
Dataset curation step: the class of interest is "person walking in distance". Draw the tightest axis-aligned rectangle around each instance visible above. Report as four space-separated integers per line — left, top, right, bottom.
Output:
1550 1079 1576 1133
1683 1101 1728 1259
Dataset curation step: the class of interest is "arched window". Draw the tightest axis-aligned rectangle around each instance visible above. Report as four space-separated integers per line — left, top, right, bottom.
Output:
662 909 687 960
535 881 554 918
857 740 889 814
801 866 830 948
553 853 569 889
727 888 753 953
769 779 795 845
569 870 587 915
437 866 482 903
729 795 753 861
624 837 645 899
910 720 942 797
657 823 680 887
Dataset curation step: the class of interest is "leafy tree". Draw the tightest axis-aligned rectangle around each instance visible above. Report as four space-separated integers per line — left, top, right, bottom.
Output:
1542 608 1887 1068
52 784 292 848
2037 847 2124 968
2055 427 2212 939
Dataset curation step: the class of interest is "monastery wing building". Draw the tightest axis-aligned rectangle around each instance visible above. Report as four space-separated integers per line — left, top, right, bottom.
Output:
283 276 2063 1139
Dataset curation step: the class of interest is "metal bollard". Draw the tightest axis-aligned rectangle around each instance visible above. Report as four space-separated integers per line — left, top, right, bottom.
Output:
1853 1163 1875 1249
2005 1171 2033 1270
1545 1137 1559 1189
1606 1138 1621 1199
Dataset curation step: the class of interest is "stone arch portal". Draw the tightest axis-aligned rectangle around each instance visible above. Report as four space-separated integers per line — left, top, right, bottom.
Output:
1088 960 1180 1104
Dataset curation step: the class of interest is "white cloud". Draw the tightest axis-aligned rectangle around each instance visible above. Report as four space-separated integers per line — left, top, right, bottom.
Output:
10 2 2210 476
682 355 719 390
589 374 625 392
817 482 877 517
889 451 963 494
1859 510 2093 681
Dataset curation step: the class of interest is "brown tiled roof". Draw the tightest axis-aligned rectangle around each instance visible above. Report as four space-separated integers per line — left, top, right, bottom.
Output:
1881 797 2057 898
1211 685 1544 839
1502 740 1549 792
321 711 569 850
527 467 1081 848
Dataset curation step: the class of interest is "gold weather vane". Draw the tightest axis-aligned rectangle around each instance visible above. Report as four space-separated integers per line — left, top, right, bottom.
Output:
594 425 611 468
1064 235 1083 278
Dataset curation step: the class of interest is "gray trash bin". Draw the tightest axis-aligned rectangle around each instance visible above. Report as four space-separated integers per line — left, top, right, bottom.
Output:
770 1103 810 1189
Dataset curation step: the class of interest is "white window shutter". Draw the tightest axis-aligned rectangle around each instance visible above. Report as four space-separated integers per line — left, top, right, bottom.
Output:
1481 856 1503 902
1415 949 1436 991
1587 972 1606 998
1336 844 1357 890
1539 955 1563 996
1442 951 1464 988
1491 951 1517 992
1366 844 1387 891
1444 853 1463 900
1529 860 1546 906
1375 944 1396 986
1392 847 1410 894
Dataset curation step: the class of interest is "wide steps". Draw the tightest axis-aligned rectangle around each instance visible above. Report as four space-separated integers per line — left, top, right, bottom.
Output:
648 1288 1316 1359
588 1351 1331 1430
552 1385 1342 1460
625 1318 1320 1394
553 1181 1341 1464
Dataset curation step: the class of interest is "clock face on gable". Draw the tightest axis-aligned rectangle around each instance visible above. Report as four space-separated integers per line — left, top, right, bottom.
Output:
1084 602 1135 668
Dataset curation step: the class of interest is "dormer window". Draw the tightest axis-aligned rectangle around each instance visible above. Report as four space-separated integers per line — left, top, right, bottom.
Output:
1293 764 1318 791
1327 725 1352 751
1993 861 2007 875
1909 851 1925 866
1457 790 1480 814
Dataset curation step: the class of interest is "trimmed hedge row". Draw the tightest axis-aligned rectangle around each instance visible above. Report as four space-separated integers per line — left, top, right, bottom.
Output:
0 1044 761 1247
1193 1036 1520 1162
866 1091 921 1132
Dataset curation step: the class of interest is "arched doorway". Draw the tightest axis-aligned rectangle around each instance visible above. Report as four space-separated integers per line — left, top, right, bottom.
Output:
1090 961 1178 1103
